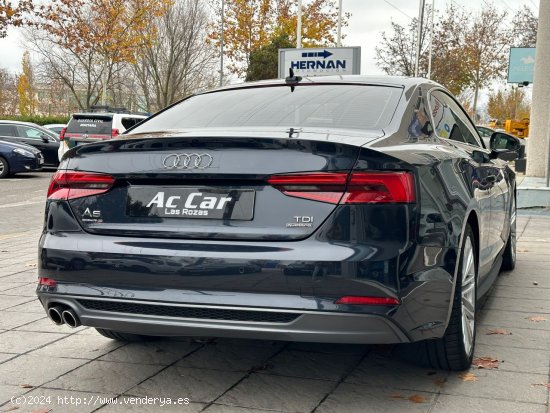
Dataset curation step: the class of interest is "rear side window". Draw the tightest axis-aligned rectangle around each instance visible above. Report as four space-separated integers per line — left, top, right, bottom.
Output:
0 124 16 137
121 117 143 130
429 91 481 147
131 84 403 133
66 116 113 135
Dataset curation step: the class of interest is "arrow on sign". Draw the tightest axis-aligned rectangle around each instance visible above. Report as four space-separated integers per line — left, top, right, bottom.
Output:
301 50 333 59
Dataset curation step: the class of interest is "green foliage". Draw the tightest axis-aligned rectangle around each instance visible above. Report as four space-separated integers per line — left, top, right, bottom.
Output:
246 34 294 81
0 114 70 125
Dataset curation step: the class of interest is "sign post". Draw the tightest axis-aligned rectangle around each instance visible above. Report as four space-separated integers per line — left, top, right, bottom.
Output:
278 47 361 78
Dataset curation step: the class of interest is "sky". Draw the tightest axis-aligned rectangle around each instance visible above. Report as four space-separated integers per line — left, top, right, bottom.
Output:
0 0 539 79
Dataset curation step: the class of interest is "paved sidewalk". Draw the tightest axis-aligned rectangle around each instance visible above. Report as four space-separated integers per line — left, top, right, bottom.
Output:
0 176 549 412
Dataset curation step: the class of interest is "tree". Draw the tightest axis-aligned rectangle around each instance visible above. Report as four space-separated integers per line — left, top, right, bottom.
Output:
463 4 512 117
487 87 530 122
28 0 170 109
375 3 512 113
17 51 35 116
0 67 18 115
246 34 293 81
0 0 32 38
513 6 537 47
210 0 348 77
135 0 217 112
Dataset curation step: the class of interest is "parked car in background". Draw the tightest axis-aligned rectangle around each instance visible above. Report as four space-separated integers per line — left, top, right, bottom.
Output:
58 108 147 160
0 120 59 167
44 124 67 136
38 76 520 371
0 139 43 178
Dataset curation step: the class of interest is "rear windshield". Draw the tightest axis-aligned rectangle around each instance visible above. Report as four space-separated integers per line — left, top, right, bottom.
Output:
131 84 403 133
66 115 113 135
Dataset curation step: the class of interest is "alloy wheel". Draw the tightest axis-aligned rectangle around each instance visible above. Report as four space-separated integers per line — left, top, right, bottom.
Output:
461 236 476 356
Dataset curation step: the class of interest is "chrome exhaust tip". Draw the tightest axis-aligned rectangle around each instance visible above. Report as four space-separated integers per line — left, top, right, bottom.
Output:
61 309 81 328
47 305 65 325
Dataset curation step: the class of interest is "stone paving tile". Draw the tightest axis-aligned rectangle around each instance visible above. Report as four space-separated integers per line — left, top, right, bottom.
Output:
315 382 434 413
344 352 448 393
98 399 207 412
15 316 85 333
442 369 548 404
1 284 38 297
217 373 334 413
129 365 244 403
0 282 29 292
0 311 44 330
0 354 87 387
483 296 550 314
474 343 549 375
29 332 126 360
47 360 163 394
0 383 27 406
476 325 550 350
0 295 35 311
0 353 16 364
3 299 45 314
0 330 68 353
478 308 550 330
175 340 282 372
259 349 364 381
3 388 115 413
203 405 274 413
432 395 547 413
490 285 550 300
99 339 199 366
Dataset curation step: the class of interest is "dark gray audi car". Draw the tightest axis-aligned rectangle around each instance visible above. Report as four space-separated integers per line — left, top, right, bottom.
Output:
37 76 519 371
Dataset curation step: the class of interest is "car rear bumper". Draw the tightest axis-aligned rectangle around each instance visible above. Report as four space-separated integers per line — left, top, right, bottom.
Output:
36 293 410 344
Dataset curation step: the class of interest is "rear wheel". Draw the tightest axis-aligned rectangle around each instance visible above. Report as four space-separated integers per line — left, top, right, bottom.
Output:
95 328 155 342
0 157 9 178
404 225 477 371
501 194 516 271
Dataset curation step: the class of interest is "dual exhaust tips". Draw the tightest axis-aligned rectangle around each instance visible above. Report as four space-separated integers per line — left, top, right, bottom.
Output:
47 305 81 328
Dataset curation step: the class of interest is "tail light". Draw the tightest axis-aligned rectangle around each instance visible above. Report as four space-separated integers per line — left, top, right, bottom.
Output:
47 171 115 200
112 128 120 138
268 171 415 204
38 277 57 287
59 127 67 141
335 296 400 306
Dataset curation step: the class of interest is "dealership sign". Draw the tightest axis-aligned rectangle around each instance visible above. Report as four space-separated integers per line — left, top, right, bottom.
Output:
278 47 361 78
508 47 536 84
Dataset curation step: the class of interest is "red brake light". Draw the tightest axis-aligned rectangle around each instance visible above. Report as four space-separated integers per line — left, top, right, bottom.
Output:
47 171 115 200
59 127 67 141
112 128 120 138
38 277 57 287
267 173 348 204
268 171 415 204
335 296 400 306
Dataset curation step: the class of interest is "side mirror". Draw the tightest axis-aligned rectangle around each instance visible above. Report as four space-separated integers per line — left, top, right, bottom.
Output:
490 132 520 151
40 134 50 143
489 132 520 161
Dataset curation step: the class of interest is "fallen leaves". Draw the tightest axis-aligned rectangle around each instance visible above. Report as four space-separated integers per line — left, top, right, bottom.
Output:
517 248 528 253
25 263 36 267
486 328 512 335
531 383 550 389
473 357 499 369
19 383 33 388
389 394 428 403
433 377 446 388
527 316 547 323
458 372 477 382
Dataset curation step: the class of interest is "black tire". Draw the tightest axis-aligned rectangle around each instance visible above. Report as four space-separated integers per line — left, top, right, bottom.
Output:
402 225 477 371
0 156 9 178
95 328 155 342
501 194 516 271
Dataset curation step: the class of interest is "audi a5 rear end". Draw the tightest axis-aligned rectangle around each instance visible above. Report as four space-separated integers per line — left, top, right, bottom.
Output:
38 76 515 370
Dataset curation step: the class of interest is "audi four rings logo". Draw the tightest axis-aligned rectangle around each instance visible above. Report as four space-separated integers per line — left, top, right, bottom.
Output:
162 153 214 169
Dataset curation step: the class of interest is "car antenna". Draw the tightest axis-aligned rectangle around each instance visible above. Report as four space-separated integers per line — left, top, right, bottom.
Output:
285 68 302 92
